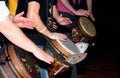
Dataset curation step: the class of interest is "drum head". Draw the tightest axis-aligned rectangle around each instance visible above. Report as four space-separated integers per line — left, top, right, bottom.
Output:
79 17 96 37
56 38 80 54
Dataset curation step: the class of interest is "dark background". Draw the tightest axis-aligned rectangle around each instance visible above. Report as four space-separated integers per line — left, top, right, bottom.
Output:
81 0 120 58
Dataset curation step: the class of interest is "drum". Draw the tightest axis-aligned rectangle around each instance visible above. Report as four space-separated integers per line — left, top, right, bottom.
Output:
0 45 40 78
44 38 87 77
71 17 96 43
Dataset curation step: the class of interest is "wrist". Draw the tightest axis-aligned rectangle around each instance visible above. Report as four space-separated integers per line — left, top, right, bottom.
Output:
56 15 61 23
39 26 47 33
72 10 77 15
38 26 52 38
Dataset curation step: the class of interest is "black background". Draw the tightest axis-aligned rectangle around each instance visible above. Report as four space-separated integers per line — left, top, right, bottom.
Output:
81 0 120 58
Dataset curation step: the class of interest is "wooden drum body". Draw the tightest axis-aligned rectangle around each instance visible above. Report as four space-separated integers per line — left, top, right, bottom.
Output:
44 38 87 77
71 17 96 43
0 45 40 78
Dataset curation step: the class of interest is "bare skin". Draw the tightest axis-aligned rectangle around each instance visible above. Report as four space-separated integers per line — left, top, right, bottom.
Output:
0 16 54 64
59 0 95 21
27 1 67 41
10 11 36 29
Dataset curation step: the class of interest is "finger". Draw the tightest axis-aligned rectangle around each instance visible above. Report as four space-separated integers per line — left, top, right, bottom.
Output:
17 11 24 17
58 34 67 41
59 14 62 17
90 15 96 21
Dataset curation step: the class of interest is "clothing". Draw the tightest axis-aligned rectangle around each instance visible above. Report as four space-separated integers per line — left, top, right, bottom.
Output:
57 0 81 15
0 1 10 22
8 0 18 16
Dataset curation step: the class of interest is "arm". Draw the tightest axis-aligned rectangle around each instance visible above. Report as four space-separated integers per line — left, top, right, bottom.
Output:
49 5 72 25
59 0 89 16
86 0 95 21
27 1 67 40
0 1 53 64
0 16 54 64
86 0 92 13
27 1 52 37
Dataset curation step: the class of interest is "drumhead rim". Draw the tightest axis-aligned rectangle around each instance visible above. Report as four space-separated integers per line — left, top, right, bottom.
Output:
56 38 80 54
7 45 32 78
79 17 96 37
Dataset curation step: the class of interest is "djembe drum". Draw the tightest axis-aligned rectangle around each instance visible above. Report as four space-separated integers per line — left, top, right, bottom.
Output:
44 38 87 77
0 45 40 78
71 17 96 43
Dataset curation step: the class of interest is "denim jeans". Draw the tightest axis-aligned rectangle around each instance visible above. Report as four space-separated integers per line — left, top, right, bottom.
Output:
38 45 49 78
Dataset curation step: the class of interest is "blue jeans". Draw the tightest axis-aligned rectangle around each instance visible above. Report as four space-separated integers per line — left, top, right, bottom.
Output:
38 45 49 78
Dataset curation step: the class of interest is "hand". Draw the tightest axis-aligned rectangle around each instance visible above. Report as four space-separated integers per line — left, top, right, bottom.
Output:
33 47 54 64
48 17 58 30
89 13 96 21
75 9 90 17
57 14 72 25
49 32 67 41
13 11 36 29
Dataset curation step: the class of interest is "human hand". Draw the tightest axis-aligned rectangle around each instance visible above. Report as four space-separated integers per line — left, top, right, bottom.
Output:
56 14 72 26
33 47 54 64
48 17 58 30
75 9 90 17
89 13 96 21
13 11 36 29
49 32 67 41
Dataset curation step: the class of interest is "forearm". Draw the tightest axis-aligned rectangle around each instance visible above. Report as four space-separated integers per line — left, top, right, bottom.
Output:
27 1 52 38
0 16 38 53
86 0 93 12
49 5 60 21
29 13 52 38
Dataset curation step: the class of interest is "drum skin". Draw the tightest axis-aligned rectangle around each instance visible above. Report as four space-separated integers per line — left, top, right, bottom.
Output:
44 38 81 77
0 45 40 78
51 39 80 58
71 17 96 43
79 17 96 37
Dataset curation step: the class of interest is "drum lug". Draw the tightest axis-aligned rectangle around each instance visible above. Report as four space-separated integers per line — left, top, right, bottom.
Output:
0 56 11 66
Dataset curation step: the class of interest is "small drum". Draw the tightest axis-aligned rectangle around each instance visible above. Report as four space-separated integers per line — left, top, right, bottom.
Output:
44 38 87 77
71 17 96 43
0 45 40 78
